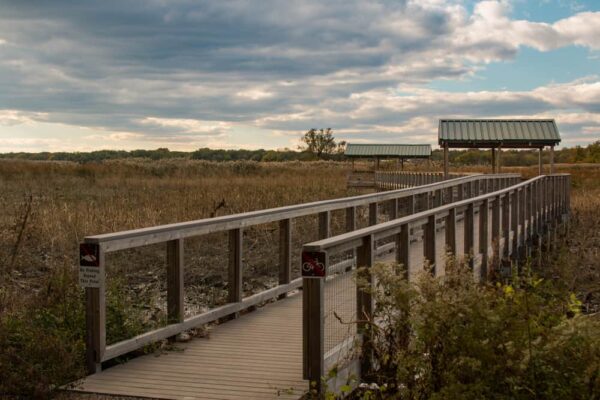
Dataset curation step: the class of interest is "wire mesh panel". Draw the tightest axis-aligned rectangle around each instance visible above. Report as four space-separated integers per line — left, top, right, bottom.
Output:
323 250 358 365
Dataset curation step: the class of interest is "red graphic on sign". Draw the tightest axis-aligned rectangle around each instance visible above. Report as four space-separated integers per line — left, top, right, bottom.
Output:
301 251 326 277
80 243 100 267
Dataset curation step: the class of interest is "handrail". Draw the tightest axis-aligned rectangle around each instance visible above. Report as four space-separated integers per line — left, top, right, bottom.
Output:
79 172 520 374
301 174 571 392
374 171 472 190
84 173 519 252
304 174 565 252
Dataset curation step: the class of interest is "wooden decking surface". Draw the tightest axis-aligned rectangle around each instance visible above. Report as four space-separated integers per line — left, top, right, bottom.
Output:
70 290 307 400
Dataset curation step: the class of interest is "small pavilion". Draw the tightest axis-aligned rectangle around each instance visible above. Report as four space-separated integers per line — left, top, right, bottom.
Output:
438 119 561 178
345 143 432 170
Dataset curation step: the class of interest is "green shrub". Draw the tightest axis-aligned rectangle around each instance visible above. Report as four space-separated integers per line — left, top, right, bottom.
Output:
345 260 600 399
0 267 151 398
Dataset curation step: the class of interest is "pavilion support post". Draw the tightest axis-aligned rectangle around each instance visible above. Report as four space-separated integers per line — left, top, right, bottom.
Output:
497 145 502 173
401 158 405 170
443 143 449 180
375 157 380 170
491 148 497 174
550 145 555 174
538 148 543 176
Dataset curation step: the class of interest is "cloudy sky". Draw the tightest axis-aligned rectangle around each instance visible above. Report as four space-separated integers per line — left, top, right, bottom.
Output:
0 0 599 152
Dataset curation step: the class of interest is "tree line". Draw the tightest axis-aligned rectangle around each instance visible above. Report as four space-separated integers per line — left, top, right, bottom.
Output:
1 127 598 165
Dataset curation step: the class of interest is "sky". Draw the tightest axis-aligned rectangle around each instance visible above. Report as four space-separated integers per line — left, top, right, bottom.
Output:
0 0 599 152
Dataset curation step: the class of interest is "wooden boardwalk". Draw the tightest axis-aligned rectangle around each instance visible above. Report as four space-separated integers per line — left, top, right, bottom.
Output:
70 173 556 399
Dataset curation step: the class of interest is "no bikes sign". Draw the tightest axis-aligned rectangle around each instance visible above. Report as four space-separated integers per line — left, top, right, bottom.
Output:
301 251 326 277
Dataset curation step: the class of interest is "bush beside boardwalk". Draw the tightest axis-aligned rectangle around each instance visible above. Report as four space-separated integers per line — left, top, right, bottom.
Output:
1 159 599 398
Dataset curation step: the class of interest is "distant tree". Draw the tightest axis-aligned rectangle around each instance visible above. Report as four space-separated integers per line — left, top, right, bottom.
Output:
299 128 339 158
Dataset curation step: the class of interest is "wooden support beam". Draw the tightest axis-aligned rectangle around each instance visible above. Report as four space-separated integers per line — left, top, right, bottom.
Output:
491 148 497 174
167 239 184 324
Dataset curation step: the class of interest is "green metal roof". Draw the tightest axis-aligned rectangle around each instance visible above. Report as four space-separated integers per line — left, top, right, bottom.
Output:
439 119 561 148
345 144 431 158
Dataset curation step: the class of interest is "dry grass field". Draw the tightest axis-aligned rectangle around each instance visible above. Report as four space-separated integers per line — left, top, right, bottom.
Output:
1 159 599 398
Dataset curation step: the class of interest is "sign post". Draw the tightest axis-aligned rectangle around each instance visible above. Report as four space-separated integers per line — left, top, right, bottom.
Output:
302 250 326 392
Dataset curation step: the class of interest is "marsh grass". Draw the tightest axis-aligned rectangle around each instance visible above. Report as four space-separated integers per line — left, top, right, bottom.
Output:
1 159 599 398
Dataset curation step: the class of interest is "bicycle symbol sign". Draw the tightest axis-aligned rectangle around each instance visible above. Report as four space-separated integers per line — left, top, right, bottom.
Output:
301 251 326 277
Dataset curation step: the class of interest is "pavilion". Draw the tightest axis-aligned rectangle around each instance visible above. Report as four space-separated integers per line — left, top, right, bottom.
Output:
438 119 561 178
344 143 432 169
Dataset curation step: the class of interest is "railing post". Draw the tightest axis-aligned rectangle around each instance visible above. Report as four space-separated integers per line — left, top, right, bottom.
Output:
167 239 184 324
369 202 378 226
511 190 519 258
84 243 106 374
318 211 331 239
464 204 474 269
228 228 243 308
445 207 457 257
491 196 501 271
302 251 326 389
396 224 411 280
357 235 374 373
479 199 489 281
502 194 510 259
390 198 399 220
433 189 442 207
278 219 292 298
519 188 526 251
424 215 437 275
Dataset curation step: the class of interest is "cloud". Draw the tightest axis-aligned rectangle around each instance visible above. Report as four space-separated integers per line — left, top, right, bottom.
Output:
0 109 48 126
0 1 598 150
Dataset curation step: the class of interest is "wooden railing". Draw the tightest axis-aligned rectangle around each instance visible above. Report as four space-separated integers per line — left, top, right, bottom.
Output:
301 174 570 391
79 173 519 374
374 171 470 190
